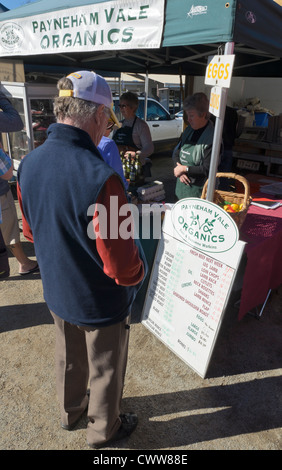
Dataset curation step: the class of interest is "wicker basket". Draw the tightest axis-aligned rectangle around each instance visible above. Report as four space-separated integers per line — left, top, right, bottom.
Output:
201 172 251 229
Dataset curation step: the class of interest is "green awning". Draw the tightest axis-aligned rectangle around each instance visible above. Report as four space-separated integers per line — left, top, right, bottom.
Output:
163 0 236 48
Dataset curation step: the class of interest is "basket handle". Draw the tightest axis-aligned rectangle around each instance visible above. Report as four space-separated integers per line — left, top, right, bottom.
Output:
202 172 250 208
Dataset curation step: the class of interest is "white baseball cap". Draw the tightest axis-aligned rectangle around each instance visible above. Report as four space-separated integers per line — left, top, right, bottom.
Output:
59 70 112 109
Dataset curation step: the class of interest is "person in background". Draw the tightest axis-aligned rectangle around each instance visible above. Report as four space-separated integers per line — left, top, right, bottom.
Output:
218 105 238 190
98 108 128 189
0 91 38 275
0 149 13 184
0 148 13 278
17 70 146 449
173 92 221 200
112 91 154 177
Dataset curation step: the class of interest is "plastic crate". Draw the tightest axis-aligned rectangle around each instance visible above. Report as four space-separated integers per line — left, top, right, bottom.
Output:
254 112 270 127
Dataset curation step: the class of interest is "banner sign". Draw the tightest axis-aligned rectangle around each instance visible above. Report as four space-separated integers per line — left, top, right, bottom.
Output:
0 0 164 56
142 199 245 378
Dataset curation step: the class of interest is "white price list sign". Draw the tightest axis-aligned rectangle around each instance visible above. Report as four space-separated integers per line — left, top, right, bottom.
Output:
142 198 245 378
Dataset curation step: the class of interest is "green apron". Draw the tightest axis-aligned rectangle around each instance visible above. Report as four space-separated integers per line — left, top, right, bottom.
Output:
175 141 203 200
175 122 215 200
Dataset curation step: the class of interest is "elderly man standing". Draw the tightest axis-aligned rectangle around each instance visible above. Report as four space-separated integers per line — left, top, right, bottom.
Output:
17 71 146 449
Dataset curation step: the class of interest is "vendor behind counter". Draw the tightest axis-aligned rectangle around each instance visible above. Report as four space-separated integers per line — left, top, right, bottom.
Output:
112 92 154 178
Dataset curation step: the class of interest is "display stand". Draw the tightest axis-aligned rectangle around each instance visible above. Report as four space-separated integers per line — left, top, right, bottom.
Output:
0 81 57 170
256 289 272 318
141 198 245 378
241 289 272 320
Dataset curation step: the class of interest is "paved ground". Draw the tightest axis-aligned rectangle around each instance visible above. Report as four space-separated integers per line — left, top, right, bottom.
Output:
1 154 282 452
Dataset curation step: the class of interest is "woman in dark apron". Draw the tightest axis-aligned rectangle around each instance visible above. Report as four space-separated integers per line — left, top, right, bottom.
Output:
113 115 138 153
113 92 154 177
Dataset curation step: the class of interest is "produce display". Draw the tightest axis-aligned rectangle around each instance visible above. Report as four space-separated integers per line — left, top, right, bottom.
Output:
220 201 244 213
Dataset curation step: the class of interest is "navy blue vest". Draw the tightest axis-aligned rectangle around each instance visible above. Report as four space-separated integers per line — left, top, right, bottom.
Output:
18 123 145 327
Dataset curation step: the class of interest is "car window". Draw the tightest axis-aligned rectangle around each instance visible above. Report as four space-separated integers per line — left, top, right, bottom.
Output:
113 98 170 122
113 100 122 121
136 100 144 119
147 101 170 121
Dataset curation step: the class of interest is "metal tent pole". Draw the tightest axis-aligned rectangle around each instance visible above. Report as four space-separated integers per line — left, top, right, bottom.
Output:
144 69 149 121
205 41 234 201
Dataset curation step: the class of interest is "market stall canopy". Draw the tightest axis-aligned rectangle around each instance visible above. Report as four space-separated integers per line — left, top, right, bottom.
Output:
0 0 282 77
0 3 8 13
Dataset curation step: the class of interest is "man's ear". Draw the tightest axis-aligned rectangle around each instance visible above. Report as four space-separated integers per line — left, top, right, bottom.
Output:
94 104 105 125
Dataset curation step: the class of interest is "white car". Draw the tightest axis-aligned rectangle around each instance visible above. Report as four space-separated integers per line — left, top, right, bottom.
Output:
113 96 182 153
175 110 183 120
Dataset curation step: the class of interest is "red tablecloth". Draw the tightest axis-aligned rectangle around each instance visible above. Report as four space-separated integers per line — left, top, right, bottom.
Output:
238 194 282 320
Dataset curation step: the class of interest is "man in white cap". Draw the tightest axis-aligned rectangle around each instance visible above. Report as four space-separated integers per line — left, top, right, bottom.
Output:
17 71 147 448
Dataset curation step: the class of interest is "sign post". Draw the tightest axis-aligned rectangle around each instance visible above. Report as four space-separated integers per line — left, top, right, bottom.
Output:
142 199 245 378
204 43 235 202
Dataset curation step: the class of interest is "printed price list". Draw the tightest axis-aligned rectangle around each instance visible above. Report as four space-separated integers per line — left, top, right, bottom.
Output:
142 234 236 377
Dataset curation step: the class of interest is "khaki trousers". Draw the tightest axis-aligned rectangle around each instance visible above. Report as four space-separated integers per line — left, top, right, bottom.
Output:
51 311 130 447
0 190 20 245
